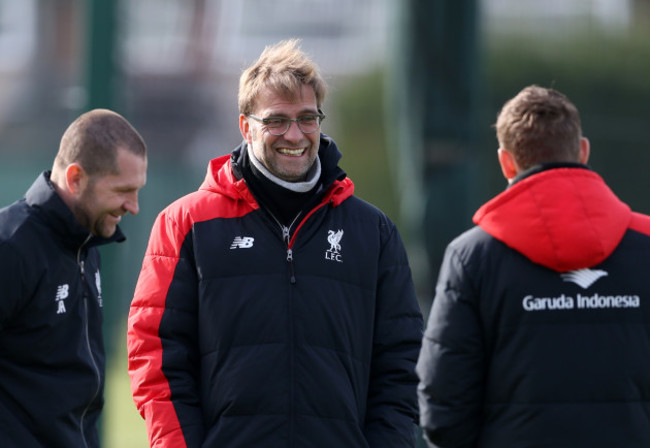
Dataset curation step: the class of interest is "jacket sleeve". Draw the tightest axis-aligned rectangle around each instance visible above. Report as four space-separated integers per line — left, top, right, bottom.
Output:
127 210 204 448
416 243 484 448
0 241 25 330
364 221 423 447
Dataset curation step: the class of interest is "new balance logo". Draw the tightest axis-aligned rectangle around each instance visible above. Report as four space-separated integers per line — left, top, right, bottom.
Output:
230 236 255 249
560 268 608 289
55 284 69 314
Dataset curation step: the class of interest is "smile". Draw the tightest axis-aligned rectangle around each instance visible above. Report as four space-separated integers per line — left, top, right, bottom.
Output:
277 147 305 157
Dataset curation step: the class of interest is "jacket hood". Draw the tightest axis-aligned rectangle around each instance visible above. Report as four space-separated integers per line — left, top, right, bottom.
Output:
473 166 631 272
199 134 353 207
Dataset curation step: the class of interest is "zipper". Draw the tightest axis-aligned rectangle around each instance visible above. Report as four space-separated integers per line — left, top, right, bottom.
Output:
266 200 331 446
269 212 301 284
268 199 333 284
265 212 300 446
265 201 331 446
77 235 100 448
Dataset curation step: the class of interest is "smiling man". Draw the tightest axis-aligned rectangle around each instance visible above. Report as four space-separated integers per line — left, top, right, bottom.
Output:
0 109 147 447
128 39 423 448
243 84 321 182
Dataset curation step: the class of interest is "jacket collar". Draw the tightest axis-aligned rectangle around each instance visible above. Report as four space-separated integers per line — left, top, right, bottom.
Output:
25 171 125 249
201 134 353 207
229 133 347 188
509 162 589 187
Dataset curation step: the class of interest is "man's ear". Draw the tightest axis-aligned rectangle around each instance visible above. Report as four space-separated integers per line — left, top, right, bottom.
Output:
65 163 87 195
239 114 253 144
579 137 590 164
497 148 519 182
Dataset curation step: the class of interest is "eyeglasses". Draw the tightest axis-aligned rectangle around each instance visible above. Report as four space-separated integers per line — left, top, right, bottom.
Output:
247 113 326 136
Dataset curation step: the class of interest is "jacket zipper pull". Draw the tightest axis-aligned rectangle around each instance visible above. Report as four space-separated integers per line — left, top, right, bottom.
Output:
287 248 296 284
282 225 296 284
79 260 89 299
77 233 91 290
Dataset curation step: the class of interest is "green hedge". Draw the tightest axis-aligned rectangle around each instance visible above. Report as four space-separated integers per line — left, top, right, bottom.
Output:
332 29 650 226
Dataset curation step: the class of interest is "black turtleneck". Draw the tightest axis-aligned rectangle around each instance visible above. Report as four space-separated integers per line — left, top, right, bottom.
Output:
240 147 322 226
509 162 590 188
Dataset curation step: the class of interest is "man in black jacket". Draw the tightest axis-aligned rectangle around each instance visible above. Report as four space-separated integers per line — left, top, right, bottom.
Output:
0 109 147 447
127 39 423 447
416 85 650 447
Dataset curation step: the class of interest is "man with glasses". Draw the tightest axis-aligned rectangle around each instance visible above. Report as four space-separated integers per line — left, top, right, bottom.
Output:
127 39 423 447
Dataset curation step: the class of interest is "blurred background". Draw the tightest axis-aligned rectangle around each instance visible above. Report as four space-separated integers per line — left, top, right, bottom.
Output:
0 0 649 446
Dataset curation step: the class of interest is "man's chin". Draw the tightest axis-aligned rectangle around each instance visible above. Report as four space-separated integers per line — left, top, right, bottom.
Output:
277 166 313 183
94 226 117 239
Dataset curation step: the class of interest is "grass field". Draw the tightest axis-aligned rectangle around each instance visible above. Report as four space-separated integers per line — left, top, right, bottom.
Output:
103 330 149 448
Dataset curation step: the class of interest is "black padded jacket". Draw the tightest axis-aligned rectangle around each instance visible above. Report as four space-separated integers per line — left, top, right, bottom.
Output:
128 136 424 447
417 165 650 448
0 172 123 448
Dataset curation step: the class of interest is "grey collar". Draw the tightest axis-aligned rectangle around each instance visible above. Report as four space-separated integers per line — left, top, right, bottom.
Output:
247 144 321 193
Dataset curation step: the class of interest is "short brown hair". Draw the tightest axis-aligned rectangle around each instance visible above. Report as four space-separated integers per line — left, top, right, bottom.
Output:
495 85 582 170
238 39 327 116
55 109 147 176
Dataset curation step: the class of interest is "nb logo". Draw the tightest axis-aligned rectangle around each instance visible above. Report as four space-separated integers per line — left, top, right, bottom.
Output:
55 284 69 314
560 268 608 289
230 236 255 249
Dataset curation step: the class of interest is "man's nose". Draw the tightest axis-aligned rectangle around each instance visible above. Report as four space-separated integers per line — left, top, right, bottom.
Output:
124 193 139 215
283 120 304 141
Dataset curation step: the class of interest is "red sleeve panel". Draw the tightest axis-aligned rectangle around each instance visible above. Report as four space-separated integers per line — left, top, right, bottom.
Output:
629 211 650 236
127 187 256 448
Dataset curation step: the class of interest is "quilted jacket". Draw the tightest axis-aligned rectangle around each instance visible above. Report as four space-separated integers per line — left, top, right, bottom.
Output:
128 136 423 447
417 164 650 448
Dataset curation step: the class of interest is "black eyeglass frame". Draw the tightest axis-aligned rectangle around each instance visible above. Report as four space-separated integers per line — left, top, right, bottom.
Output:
247 113 326 135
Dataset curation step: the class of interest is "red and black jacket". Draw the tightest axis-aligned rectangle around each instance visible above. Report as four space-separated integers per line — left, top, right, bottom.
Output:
128 136 423 447
417 164 650 448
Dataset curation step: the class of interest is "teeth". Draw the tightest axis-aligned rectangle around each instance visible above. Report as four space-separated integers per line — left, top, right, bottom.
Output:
278 148 305 156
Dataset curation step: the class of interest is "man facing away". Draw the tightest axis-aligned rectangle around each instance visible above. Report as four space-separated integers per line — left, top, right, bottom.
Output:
416 85 650 448
0 109 147 447
127 39 423 447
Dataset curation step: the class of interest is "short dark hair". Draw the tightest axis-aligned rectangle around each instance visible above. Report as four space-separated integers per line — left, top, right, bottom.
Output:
54 109 147 176
495 85 582 170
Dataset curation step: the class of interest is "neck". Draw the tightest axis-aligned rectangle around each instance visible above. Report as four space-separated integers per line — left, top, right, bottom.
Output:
47 170 75 210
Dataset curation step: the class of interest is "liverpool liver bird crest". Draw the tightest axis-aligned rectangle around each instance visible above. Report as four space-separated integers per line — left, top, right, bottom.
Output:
327 229 344 253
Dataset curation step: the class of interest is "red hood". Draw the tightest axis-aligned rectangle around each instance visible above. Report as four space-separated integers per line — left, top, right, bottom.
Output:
473 168 631 272
199 154 354 208
199 155 258 206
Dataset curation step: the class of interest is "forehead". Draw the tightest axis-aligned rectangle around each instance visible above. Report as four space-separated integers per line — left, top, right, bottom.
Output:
254 84 318 115
95 148 147 188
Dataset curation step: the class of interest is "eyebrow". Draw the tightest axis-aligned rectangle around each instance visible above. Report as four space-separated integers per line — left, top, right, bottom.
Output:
265 108 320 117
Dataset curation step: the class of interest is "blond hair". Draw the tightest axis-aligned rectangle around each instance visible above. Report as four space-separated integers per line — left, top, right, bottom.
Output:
238 39 327 115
